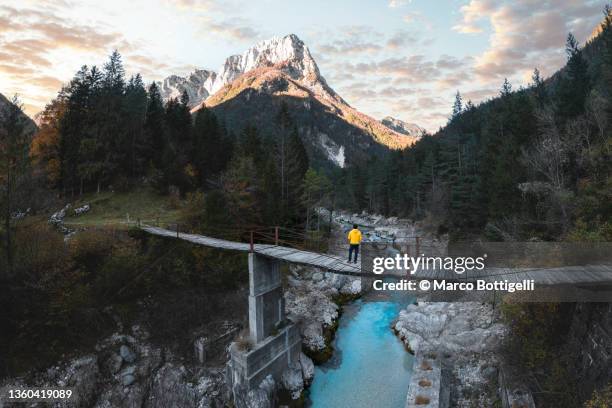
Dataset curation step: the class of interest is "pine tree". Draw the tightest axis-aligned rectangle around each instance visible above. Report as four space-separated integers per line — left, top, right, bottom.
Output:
193 107 232 187
97 51 127 191
284 126 309 224
601 5 612 96
222 156 263 229
558 33 590 118
103 50 125 92
59 65 92 195
144 82 166 168
451 91 463 120
276 102 292 204
500 78 512 97
532 68 547 106
124 74 148 177
0 96 30 275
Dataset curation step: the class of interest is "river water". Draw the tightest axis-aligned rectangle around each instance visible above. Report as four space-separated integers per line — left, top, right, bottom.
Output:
306 298 414 408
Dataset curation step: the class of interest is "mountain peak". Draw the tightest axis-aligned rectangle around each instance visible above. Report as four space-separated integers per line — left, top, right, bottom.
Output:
158 33 328 107
157 35 422 167
381 116 425 139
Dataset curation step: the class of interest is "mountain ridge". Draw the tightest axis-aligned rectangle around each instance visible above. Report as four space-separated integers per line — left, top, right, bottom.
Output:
380 116 426 139
0 92 38 135
158 34 421 167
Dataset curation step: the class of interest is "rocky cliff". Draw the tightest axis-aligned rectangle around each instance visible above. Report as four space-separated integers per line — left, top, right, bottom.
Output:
158 34 420 168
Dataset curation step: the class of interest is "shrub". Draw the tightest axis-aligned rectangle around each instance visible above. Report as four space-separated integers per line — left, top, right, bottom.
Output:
69 229 115 272
584 384 612 408
235 329 254 351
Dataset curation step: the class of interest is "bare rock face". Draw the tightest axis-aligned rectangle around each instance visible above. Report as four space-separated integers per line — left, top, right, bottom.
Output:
158 70 216 107
5 326 230 408
245 375 276 408
284 272 339 352
381 116 426 138
395 302 508 408
158 34 327 108
158 35 421 169
281 362 304 400
394 302 506 354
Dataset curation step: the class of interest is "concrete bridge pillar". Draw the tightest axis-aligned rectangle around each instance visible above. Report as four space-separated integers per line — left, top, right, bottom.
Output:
228 253 301 407
248 253 285 343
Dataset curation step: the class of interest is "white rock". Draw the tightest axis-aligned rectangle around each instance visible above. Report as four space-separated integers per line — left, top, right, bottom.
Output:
281 362 304 400
299 352 314 384
158 34 329 108
120 345 137 363
394 302 506 355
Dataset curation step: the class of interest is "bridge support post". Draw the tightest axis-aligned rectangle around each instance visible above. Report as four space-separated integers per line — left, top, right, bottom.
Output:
228 253 301 407
248 253 284 342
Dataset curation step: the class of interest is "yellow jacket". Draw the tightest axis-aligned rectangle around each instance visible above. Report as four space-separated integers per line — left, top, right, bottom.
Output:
348 229 362 245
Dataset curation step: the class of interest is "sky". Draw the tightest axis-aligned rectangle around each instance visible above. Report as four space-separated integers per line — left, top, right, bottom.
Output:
0 0 607 131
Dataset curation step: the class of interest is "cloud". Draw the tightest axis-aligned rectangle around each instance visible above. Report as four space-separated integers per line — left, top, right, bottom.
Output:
436 54 472 70
345 55 440 84
315 25 387 56
199 16 260 41
453 0 604 83
403 11 420 24
164 0 221 10
0 4 128 116
319 40 382 55
386 30 419 49
29 76 64 90
388 0 410 8
452 0 496 33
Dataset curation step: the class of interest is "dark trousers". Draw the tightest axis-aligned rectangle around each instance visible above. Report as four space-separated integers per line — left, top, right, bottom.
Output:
348 244 359 263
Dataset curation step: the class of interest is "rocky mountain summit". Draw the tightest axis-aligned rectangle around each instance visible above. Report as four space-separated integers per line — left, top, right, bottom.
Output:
158 34 421 167
381 116 426 138
159 34 330 108
158 70 216 106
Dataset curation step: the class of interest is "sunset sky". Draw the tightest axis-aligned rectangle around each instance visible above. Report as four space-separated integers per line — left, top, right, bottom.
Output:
0 0 606 131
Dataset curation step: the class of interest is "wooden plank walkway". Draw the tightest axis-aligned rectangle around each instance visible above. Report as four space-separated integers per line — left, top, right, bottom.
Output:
141 226 612 285
412 265 612 286
142 226 362 275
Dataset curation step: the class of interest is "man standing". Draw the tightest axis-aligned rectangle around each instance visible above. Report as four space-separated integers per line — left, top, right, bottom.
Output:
347 224 362 264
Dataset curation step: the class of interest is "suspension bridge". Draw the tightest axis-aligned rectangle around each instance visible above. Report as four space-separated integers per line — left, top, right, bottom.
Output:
140 224 612 286
137 223 612 407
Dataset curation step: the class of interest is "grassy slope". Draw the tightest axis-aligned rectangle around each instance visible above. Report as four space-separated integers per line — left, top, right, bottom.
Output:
62 188 182 228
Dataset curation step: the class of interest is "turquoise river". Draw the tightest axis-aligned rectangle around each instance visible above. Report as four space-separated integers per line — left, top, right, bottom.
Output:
307 298 414 407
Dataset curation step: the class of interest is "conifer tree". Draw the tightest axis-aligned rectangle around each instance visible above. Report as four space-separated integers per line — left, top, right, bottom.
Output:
0 96 30 275
144 82 166 168
500 78 512 97
451 91 463 120
558 33 590 118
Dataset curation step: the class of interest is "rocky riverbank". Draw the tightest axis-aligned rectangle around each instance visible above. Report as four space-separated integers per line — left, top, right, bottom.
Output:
1 325 231 407
395 301 537 407
285 265 360 364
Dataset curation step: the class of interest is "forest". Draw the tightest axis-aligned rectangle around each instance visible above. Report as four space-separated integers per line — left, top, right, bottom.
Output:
1 6 611 407
339 7 612 243
0 50 328 376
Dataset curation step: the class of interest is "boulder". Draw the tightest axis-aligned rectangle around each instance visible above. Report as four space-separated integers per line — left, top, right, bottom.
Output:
245 375 276 408
281 362 304 400
119 345 136 363
299 352 314 385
